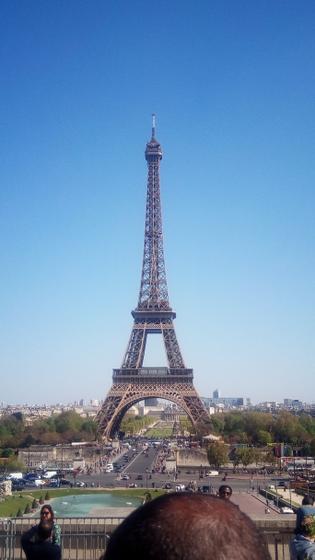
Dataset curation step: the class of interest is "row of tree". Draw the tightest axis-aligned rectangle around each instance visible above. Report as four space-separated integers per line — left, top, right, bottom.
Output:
206 441 278 468
0 411 97 450
194 411 315 455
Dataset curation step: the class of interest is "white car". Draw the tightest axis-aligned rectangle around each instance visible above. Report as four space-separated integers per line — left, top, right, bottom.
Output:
280 506 294 514
206 470 219 477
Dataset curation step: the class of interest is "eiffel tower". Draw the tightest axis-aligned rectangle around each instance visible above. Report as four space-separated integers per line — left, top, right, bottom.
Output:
97 116 209 439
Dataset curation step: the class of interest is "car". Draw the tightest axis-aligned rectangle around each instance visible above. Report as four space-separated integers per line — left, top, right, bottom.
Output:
12 481 26 491
277 481 288 488
59 478 72 486
75 481 86 487
136 475 143 480
162 483 172 489
199 485 211 494
280 507 294 514
128 483 138 488
206 471 219 477
122 474 130 480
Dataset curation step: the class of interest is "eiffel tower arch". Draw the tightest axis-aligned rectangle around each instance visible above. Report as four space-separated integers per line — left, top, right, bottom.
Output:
97 116 209 440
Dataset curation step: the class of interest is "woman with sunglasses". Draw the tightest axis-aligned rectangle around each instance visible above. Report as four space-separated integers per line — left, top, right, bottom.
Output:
39 505 61 545
21 505 61 559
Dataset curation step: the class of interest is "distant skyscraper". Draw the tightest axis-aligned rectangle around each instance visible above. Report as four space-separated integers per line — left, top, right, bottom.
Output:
213 389 220 399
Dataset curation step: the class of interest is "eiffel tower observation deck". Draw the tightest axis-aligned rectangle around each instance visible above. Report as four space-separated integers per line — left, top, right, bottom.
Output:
97 116 209 440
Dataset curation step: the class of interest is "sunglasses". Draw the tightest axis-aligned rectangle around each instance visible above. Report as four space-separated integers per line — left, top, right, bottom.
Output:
41 511 50 515
220 491 231 496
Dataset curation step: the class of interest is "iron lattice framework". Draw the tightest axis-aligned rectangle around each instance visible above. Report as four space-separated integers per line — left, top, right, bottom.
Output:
97 116 209 439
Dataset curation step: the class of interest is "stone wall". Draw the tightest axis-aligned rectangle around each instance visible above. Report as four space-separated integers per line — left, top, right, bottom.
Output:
176 449 209 468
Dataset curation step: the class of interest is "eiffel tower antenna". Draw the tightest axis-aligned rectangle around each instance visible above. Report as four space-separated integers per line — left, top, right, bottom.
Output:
152 113 156 139
97 118 209 439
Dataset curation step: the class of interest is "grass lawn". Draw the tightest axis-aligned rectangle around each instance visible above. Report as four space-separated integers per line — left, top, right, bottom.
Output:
144 428 173 438
0 488 166 518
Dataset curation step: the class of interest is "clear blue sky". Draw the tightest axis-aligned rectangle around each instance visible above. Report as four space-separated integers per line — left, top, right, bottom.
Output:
1 0 314 406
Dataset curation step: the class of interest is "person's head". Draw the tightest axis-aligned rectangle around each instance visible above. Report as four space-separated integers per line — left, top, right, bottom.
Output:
219 484 233 499
40 504 54 522
302 495 314 506
103 492 270 560
37 520 53 541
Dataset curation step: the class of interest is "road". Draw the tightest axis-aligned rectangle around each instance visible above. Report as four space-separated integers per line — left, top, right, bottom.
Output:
74 445 288 496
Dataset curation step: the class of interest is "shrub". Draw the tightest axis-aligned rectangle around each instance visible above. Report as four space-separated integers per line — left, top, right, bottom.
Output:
24 503 31 514
39 496 44 504
44 492 50 501
16 508 23 517
31 499 38 510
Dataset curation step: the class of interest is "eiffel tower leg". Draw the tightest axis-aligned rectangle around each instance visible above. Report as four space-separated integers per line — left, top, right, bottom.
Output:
121 327 147 369
162 322 185 368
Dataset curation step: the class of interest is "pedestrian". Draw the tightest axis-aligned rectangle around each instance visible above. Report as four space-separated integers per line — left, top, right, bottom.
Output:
22 505 61 546
296 495 315 535
218 484 233 500
21 520 61 560
290 515 315 559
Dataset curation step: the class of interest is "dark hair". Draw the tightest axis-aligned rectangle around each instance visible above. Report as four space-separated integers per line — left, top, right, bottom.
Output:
40 504 55 519
302 495 314 506
219 484 233 496
38 520 53 541
104 493 270 560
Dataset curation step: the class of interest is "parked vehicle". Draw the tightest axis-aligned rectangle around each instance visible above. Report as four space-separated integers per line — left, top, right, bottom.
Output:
59 478 72 487
6 472 23 480
280 507 294 514
11 480 26 491
43 471 58 479
206 471 219 477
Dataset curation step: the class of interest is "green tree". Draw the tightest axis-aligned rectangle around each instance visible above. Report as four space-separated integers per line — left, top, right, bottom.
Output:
1 448 14 458
211 416 225 435
55 411 82 433
229 447 241 468
233 447 256 467
206 442 229 468
256 430 272 446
